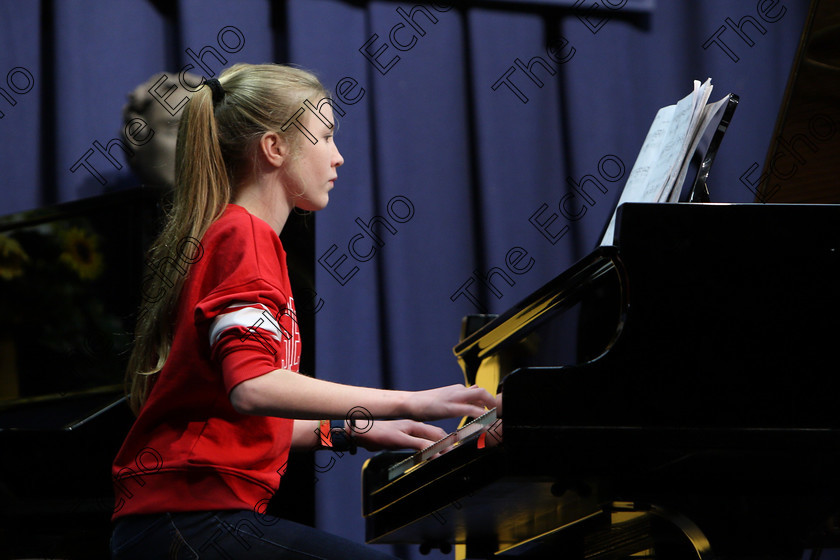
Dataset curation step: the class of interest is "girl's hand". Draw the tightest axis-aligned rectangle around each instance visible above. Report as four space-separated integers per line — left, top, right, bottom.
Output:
406 384 497 421
353 419 448 451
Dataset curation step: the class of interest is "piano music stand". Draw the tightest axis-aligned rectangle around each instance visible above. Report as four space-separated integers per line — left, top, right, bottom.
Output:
685 93 740 203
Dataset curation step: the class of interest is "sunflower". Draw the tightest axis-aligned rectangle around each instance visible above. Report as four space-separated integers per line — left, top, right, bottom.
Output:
0 235 29 281
59 227 104 280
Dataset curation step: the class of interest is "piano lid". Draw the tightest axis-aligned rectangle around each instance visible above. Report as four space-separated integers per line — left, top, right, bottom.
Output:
758 0 840 203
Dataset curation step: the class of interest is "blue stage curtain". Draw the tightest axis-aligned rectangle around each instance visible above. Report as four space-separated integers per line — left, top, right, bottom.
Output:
0 1 813 558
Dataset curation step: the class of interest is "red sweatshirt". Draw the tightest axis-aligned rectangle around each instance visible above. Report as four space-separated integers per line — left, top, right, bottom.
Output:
112 204 301 519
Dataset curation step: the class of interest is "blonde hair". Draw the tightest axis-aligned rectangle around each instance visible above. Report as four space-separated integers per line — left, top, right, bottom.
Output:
127 63 329 414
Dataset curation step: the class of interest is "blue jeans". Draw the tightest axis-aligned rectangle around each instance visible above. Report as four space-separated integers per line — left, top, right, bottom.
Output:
110 510 401 559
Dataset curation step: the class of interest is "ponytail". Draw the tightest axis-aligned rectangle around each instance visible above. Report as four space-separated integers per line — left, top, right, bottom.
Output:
126 85 230 414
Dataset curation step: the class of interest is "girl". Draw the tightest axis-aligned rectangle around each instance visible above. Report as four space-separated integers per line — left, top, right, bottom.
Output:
110 63 496 559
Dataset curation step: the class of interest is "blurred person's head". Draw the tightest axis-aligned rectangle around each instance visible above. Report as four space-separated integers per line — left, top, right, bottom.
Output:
122 72 201 188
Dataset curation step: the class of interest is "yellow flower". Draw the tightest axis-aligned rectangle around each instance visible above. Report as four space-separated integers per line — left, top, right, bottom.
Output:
59 227 104 280
0 235 29 281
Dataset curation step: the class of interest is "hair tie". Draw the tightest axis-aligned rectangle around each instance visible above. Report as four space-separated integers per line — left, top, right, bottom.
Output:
205 78 225 106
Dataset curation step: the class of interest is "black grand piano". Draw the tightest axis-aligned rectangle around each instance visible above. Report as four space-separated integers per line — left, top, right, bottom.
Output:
364 203 840 559
362 1 840 558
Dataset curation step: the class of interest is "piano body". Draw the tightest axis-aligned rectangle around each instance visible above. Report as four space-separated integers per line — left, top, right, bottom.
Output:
363 202 840 559
363 0 840 556
0 188 158 558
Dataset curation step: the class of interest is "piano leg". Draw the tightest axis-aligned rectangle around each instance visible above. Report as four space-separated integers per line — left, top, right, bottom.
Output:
615 502 714 560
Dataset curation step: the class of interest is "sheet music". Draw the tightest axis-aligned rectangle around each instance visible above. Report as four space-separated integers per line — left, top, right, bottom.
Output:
667 92 731 203
653 79 712 202
600 105 674 245
663 79 714 202
600 79 715 246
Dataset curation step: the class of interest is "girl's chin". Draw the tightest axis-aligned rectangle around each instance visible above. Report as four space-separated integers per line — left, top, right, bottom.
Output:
296 198 329 212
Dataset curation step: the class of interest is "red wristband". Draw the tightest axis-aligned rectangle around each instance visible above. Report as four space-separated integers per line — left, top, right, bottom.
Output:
318 419 332 448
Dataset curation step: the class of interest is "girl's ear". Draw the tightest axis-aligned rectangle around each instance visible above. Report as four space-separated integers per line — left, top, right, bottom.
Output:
258 131 289 168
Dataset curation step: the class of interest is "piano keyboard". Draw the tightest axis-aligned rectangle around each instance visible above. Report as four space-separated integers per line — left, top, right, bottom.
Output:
386 408 498 481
